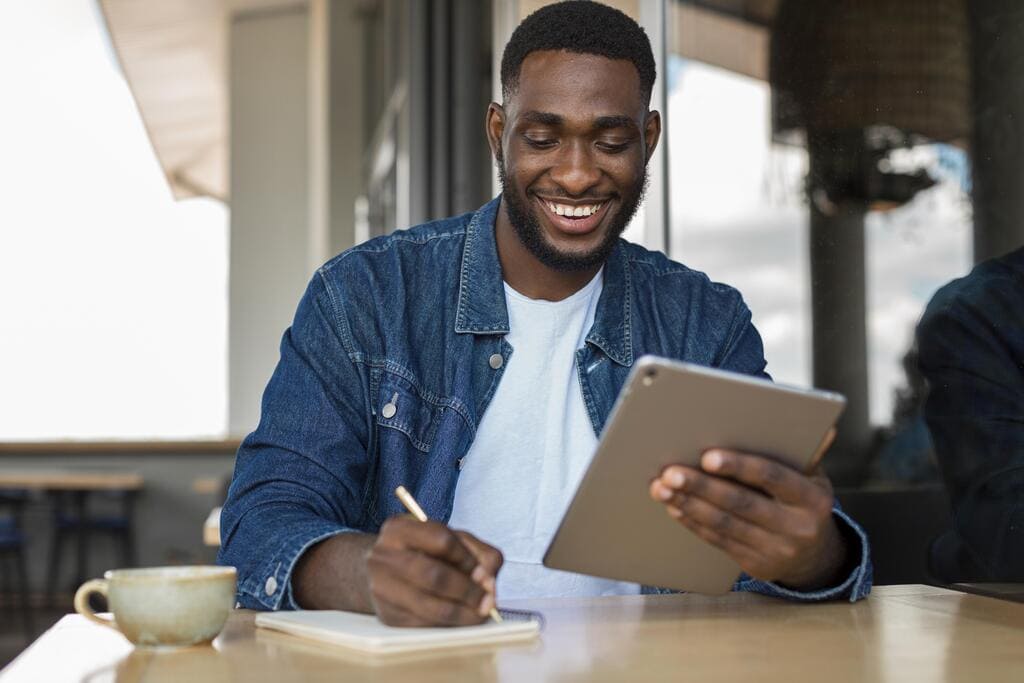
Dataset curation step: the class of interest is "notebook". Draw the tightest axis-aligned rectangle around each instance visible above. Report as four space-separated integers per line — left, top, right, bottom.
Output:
254 609 541 655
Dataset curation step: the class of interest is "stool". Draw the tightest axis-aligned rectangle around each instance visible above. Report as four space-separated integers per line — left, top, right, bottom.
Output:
46 489 137 606
0 490 34 640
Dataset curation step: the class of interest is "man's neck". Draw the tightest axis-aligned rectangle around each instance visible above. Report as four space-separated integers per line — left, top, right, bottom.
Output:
494 199 603 301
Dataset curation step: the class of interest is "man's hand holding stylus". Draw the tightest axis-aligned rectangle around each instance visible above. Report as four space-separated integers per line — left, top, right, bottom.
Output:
292 518 503 626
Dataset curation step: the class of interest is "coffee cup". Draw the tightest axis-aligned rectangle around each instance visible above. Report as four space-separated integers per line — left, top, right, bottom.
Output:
74 566 237 648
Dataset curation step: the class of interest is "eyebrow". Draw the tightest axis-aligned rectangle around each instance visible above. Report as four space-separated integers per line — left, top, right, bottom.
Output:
593 115 638 132
520 111 563 126
519 111 639 132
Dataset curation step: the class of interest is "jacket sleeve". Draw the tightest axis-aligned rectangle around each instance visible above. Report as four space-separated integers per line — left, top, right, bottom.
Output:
917 278 1024 580
217 271 372 610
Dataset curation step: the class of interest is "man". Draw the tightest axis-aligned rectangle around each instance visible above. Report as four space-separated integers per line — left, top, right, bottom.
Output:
219 1 871 626
918 245 1024 582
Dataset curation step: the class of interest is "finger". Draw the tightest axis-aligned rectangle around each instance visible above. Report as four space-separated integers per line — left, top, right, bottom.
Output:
669 506 796 582
666 490 785 556
668 502 764 563
368 546 486 607
700 450 819 506
379 516 479 575
658 466 786 533
453 531 503 590
375 599 425 627
369 569 486 627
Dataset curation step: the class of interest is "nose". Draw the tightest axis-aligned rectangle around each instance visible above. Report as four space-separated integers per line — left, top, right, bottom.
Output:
548 141 601 197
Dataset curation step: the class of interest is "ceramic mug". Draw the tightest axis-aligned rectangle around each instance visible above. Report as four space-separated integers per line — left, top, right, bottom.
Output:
74 566 237 648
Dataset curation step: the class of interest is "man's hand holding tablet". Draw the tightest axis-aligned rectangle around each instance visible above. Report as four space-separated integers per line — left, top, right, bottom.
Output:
648 429 850 591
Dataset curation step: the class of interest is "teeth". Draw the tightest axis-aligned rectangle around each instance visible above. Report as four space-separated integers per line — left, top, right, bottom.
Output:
547 201 603 217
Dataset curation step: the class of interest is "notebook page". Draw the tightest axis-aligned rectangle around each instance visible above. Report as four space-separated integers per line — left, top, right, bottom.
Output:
255 610 540 655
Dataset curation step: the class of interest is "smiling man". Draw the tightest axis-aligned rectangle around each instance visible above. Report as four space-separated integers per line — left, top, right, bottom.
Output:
219 1 872 626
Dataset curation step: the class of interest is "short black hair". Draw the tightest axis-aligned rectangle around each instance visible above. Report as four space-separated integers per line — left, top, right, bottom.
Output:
500 1 656 105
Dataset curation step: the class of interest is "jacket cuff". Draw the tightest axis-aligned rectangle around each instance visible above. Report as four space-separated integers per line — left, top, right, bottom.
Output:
734 506 873 602
233 520 353 611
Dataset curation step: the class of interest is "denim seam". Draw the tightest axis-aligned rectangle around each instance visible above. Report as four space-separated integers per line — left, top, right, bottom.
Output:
626 254 692 277
576 349 602 437
622 257 634 364
377 418 433 452
317 270 360 359
713 292 749 368
319 230 467 275
348 354 477 436
455 207 479 332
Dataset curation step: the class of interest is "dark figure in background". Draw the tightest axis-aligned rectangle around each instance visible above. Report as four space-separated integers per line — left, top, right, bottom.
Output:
871 344 939 484
917 245 1024 582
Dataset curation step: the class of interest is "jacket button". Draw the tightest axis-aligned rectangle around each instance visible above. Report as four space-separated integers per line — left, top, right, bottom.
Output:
265 576 278 596
489 353 503 369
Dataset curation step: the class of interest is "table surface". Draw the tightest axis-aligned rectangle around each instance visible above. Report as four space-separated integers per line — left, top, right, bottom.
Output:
2 585 1022 683
0 470 144 491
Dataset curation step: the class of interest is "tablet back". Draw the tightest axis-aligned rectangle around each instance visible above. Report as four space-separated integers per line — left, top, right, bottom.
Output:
542 356 845 594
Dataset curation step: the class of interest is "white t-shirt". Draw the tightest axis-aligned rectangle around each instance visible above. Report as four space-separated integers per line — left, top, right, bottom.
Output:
447 270 641 599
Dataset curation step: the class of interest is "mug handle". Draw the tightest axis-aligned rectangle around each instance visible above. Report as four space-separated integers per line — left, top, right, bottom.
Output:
74 579 118 631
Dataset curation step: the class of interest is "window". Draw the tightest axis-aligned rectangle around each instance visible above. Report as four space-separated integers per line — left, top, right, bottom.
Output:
0 1 228 440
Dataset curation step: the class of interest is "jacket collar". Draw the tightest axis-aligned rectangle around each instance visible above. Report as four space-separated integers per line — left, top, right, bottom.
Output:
455 197 634 366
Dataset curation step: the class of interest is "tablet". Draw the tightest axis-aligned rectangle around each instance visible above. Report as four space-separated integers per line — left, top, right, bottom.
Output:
542 356 846 594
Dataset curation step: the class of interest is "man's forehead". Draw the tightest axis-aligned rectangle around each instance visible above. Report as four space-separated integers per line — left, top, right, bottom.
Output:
509 50 645 119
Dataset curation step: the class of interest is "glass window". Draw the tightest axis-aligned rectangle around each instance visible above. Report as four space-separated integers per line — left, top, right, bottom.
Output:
667 0 973 486
0 1 228 440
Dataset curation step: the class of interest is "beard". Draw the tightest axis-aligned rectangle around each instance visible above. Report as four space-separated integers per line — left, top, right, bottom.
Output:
497 158 648 272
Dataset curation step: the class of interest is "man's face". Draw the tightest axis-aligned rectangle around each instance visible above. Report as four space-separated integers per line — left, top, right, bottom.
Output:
489 51 660 271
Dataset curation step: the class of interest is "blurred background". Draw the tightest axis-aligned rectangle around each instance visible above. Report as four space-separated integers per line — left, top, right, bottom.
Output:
1 0 1021 660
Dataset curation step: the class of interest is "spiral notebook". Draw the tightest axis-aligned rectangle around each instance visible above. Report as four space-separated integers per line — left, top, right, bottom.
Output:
255 609 541 655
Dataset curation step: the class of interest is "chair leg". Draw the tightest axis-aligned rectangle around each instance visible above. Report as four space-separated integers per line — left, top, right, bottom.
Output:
74 492 89 590
46 494 64 609
1 553 12 610
123 492 138 568
15 547 34 640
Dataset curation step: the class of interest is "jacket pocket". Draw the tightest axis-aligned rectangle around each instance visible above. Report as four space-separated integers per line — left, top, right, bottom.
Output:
375 371 442 453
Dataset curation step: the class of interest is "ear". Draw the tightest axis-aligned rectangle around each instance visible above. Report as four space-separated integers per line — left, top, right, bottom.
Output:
486 102 506 163
643 110 662 162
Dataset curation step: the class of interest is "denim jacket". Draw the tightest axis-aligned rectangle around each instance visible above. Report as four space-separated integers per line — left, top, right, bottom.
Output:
219 198 872 609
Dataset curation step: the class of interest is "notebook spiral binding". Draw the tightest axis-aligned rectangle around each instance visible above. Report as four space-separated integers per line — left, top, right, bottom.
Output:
497 608 546 630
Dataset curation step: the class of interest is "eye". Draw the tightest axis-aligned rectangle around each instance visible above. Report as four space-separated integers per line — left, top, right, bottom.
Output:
523 136 557 150
596 139 631 154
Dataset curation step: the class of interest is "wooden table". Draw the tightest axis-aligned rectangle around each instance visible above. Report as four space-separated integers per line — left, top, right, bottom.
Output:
0 471 143 492
2 585 1022 682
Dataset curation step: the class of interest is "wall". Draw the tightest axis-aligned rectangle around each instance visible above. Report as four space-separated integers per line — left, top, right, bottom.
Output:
228 6 314 437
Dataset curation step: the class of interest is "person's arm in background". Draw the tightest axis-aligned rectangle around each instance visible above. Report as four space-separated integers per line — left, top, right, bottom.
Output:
218 272 501 624
917 270 1024 581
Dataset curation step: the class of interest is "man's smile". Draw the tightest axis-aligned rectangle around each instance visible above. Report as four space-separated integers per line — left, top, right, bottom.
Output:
533 195 612 236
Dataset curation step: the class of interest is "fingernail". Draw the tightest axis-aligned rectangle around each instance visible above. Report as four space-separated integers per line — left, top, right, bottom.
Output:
655 483 672 501
703 451 723 471
668 506 683 519
667 469 685 488
471 565 487 584
479 593 495 617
